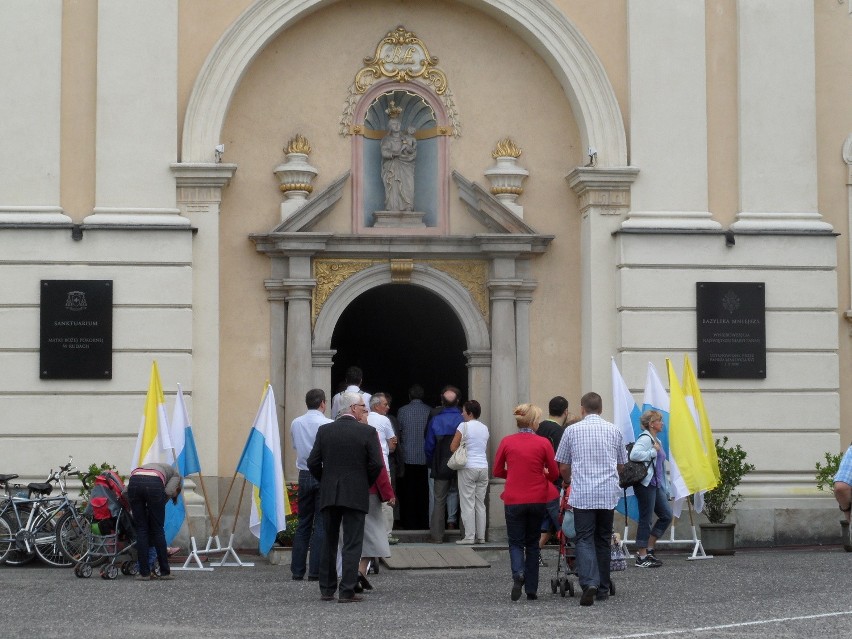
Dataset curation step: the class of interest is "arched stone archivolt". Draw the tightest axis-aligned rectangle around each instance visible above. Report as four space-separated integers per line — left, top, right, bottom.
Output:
313 261 490 353
180 0 627 167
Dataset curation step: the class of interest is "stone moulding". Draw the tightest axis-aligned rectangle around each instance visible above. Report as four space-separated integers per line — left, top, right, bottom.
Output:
312 257 489 328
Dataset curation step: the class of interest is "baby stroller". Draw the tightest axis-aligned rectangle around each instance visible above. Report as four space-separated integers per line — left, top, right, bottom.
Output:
72 470 139 579
550 487 576 597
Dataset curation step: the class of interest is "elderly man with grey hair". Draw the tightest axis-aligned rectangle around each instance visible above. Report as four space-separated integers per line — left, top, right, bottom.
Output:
368 392 399 542
308 391 384 603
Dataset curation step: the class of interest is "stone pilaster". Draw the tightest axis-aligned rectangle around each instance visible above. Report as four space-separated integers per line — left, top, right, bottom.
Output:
173 163 236 478
488 256 521 443
732 0 831 231
515 282 536 403
566 167 639 396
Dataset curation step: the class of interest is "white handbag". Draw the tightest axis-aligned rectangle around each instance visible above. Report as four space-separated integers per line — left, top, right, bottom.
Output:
446 423 468 471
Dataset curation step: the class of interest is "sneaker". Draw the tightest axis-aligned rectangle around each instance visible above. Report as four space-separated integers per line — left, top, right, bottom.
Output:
646 550 662 565
511 577 524 601
455 537 475 545
538 555 547 568
135 574 151 581
635 555 661 568
387 535 400 545
157 573 175 580
526 593 538 600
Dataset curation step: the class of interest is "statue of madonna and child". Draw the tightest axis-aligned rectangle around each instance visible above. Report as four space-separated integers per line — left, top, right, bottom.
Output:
380 101 417 212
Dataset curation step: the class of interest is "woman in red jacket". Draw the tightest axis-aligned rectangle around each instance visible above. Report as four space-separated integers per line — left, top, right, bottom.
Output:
493 403 559 601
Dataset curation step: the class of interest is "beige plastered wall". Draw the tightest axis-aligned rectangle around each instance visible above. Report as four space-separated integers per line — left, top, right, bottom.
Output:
213 0 617 470
815 1 852 447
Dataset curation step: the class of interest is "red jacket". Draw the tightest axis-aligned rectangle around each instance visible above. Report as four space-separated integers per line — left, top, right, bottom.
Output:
493 432 559 505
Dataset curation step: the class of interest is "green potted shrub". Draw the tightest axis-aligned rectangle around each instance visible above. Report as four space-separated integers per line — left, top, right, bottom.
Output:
699 436 755 555
815 450 851 552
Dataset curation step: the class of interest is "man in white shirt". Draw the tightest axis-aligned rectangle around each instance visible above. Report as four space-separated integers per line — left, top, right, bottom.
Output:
368 392 398 540
330 366 371 419
290 388 332 581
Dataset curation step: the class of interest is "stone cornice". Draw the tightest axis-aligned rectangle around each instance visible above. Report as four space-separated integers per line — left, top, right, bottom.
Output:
273 171 349 232
452 171 538 234
251 231 552 259
171 163 238 189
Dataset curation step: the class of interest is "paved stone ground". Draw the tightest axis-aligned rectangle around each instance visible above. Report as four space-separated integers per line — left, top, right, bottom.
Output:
1 545 850 639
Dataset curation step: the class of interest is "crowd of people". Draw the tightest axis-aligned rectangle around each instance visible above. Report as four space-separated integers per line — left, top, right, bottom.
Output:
126 364 852 602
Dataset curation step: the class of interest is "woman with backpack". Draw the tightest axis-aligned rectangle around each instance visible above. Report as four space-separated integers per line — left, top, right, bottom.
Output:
630 410 672 568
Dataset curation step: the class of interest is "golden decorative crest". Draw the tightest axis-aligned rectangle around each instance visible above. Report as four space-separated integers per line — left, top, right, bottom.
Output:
492 137 522 159
313 259 382 325
428 260 489 320
285 134 312 155
355 27 447 94
340 26 461 138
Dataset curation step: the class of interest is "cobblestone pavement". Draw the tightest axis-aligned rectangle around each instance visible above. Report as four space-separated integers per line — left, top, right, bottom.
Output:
1 545 850 639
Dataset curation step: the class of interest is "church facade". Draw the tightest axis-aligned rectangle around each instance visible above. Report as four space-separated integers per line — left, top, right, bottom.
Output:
2 0 851 546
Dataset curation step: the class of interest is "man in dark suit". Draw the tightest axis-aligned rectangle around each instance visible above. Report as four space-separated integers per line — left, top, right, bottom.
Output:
307 391 384 603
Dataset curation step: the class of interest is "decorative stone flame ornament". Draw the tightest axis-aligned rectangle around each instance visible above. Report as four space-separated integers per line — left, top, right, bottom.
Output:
484 138 529 217
274 134 318 221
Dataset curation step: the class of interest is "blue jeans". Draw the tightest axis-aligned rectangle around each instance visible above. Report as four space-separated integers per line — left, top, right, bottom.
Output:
291 469 324 579
127 475 170 577
573 508 613 592
633 482 672 549
505 503 545 593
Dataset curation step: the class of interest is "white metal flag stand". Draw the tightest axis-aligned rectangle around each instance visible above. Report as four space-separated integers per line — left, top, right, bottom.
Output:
173 471 255 570
172 472 216 571
620 494 712 560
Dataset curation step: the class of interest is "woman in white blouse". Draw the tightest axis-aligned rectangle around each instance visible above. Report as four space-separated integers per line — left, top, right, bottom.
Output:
450 400 490 544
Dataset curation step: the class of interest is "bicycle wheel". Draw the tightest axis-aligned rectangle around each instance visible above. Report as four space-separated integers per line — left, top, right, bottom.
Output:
57 510 93 564
1 510 35 566
33 509 74 567
0 515 12 563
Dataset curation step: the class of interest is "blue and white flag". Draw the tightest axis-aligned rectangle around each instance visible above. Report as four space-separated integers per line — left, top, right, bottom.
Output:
236 384 290 555
612 358 641 521
163 385 202 543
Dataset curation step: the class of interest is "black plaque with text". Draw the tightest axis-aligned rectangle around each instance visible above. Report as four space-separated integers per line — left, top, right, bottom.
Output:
40 280 112 379
696 282 765 379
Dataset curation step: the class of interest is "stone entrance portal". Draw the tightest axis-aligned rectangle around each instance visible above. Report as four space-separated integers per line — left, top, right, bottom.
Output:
330 283 468 408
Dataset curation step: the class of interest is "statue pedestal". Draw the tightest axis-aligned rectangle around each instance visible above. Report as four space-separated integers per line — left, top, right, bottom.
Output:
372 210 427 229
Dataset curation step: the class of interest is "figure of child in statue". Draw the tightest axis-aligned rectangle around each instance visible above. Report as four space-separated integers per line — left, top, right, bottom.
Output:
380 102 416 212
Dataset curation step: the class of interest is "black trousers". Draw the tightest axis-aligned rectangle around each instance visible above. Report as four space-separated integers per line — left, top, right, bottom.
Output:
398 464 429 529
319 506 366 599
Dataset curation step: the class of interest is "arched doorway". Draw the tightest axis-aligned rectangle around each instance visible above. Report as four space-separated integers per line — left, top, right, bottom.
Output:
330 283 468 411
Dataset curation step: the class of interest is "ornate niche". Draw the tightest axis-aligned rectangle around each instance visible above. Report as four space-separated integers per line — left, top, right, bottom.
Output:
341 27 460 234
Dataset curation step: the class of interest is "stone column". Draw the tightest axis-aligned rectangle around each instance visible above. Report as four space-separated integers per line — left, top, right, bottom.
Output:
488 256 520 444
86 0 185 226
624 0 718 230
281 256 317 481
514 282 536 403
566 168 639 397
312 349 336 417
732 0 831 231
0 0 68 223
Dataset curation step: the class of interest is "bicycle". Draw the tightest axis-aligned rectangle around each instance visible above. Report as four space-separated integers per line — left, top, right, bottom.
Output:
0 458 92 567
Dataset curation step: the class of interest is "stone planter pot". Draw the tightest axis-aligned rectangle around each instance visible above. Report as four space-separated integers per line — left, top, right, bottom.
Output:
841 520 852 552
699 522 736 555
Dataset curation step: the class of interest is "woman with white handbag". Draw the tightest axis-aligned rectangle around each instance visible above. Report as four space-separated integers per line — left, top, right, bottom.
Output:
449 400 490 545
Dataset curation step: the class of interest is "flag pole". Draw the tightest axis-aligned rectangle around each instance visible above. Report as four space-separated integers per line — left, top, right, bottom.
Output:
211 470 240 538
208 476 255 567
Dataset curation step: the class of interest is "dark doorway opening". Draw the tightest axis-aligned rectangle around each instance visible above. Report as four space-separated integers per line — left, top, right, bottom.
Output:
330 284 468 414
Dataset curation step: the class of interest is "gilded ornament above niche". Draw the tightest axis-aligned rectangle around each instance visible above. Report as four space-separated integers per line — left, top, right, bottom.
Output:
339 26 461 138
